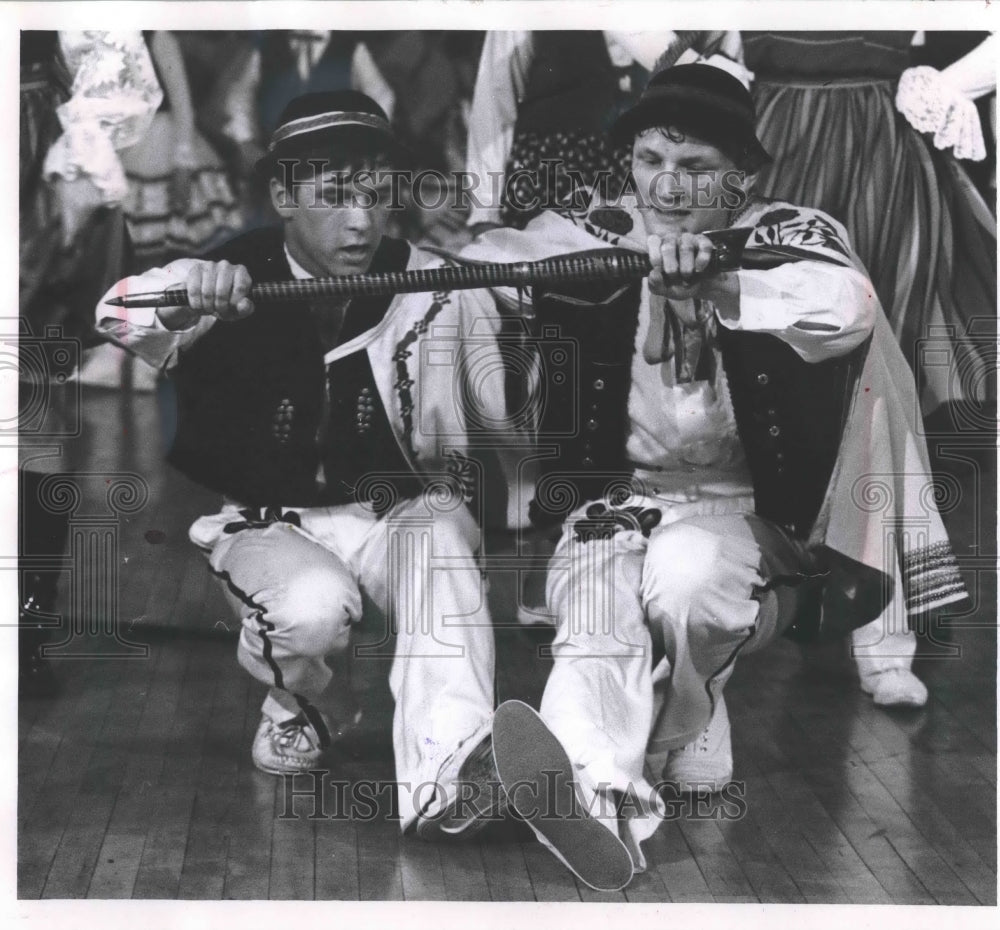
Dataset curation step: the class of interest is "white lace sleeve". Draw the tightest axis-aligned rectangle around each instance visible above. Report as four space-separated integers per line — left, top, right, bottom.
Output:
42 31 163 204
896 59 989 162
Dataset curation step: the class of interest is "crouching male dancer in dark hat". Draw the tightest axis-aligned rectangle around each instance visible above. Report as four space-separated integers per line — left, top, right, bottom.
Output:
95 91 514 838
464 64 966 889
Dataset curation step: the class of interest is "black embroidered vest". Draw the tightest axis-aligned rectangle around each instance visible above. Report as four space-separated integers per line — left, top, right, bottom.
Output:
528 280 869 541
166 227 415 507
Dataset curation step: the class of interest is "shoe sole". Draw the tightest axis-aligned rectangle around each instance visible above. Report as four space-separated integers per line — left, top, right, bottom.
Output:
869 694 928 708
860 684 928 708
661 777 732 795
252 756 325 776
492 700 634 892
414 802 499 842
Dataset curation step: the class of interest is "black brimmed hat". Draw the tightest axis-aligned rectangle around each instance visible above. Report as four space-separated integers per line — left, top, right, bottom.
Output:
255 90 406 179
612 63 771 170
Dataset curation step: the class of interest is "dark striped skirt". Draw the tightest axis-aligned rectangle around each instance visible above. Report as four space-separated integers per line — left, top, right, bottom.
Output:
752 77 996 412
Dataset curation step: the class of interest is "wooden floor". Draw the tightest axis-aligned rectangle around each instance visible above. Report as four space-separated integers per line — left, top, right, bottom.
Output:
17 386 998 902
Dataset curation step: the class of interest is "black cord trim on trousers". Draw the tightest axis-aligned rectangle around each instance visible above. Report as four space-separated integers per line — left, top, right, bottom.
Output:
208 565 285 690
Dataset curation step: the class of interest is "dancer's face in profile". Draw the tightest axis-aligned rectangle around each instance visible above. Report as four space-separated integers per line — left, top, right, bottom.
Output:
631 127 752 237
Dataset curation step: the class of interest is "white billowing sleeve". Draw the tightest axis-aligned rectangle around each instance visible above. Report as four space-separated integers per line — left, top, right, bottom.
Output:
719 262 878 363
942 33 998 101
94 260 218 372
896 34 997 161
465 31 534 226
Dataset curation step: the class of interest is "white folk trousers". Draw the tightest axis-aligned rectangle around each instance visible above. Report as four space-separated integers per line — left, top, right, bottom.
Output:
191 496 496 830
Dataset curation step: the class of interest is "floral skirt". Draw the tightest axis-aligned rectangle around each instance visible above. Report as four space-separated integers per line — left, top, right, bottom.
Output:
752 78 996 412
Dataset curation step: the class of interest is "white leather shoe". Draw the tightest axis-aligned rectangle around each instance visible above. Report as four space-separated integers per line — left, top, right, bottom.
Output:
415 731 507 842
662 696 733 794
860 667 928 708
252 712 327 775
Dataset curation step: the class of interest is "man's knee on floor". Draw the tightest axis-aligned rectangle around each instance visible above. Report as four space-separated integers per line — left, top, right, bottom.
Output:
264 567 362 656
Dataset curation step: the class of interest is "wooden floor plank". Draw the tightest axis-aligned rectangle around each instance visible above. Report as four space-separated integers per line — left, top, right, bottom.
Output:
882 832 979 905
734 770 852 904
269 813 317 900
177 789 233 900
642 820 713 903
914 749 997 845
356 815 404 901
865 756 996 904
731 713 860 905
833 759 947 904
40 790 117 898
520 841 581 902
714 802 807 903
397 837 449 901
79 640 161 797
479 825 535 901
222 778 276 900
196 638 246 790
119 641 192 791
159 644 219 788
926 680 997 753
622 862 673 904
437 840 491 901
314 821 361 900
17 729 63 832
801 763 937 904
130 785 196 899
765 769 893 904
18 828 67 900
87 833 146 898
20 661 118 828
966 750 997 786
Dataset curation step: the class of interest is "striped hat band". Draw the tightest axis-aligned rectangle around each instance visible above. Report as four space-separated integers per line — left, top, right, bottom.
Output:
268 110 392 152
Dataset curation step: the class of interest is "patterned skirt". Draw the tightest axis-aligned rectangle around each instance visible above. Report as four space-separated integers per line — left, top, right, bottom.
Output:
121 111 242 268
752 77 997 413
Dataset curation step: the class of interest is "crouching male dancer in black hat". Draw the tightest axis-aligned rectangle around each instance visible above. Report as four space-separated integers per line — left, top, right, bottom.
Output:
95 91 513 839
464 64 966 889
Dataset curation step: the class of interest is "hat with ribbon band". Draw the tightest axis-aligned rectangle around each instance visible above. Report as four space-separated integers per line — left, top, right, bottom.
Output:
255 90 407 179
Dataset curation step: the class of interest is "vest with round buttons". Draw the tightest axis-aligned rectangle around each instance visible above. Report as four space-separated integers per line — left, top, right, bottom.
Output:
166 226 416 508
528 281 869 540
